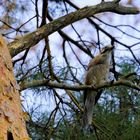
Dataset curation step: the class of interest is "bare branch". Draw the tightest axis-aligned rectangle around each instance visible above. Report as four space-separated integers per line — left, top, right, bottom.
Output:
8 1 139 57
20 79 140 92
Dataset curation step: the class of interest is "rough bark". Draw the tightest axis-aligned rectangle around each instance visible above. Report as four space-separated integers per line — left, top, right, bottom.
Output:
0 35 29 140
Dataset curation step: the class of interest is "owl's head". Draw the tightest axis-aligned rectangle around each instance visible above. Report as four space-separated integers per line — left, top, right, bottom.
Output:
100 45 114 54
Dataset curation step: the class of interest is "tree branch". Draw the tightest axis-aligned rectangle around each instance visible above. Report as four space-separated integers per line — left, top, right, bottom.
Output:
20 79 140 92
8 1 139 57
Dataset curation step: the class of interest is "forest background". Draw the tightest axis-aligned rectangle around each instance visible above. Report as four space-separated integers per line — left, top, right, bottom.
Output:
0 0 140 139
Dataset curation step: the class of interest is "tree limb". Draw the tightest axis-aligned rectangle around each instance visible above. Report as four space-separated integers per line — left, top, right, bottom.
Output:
20 79 140 92
8 1 139 57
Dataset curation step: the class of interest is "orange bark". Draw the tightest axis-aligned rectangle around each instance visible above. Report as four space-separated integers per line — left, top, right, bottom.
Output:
0 35 29 140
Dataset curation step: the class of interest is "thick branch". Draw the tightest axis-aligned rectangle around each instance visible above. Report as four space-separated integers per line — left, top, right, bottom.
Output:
20 79 140 92
8 1 139 57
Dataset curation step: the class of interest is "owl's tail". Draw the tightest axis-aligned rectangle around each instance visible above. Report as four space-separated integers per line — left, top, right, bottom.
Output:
82 89 103 128
82 90 97 128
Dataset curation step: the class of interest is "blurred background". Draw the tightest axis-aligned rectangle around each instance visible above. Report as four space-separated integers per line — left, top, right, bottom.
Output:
0 0 140 139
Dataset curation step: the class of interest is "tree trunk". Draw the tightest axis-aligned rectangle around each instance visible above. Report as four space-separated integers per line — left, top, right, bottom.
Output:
0 35 29 140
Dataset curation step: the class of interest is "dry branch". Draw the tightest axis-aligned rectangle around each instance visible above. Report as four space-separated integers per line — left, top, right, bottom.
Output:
20 79 140 92
8 1 139 57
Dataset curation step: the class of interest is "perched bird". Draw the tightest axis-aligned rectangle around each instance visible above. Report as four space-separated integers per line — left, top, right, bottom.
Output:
82 45 114 128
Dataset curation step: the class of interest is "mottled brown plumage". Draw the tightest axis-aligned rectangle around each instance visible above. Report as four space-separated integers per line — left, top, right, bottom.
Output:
82 45 114 128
